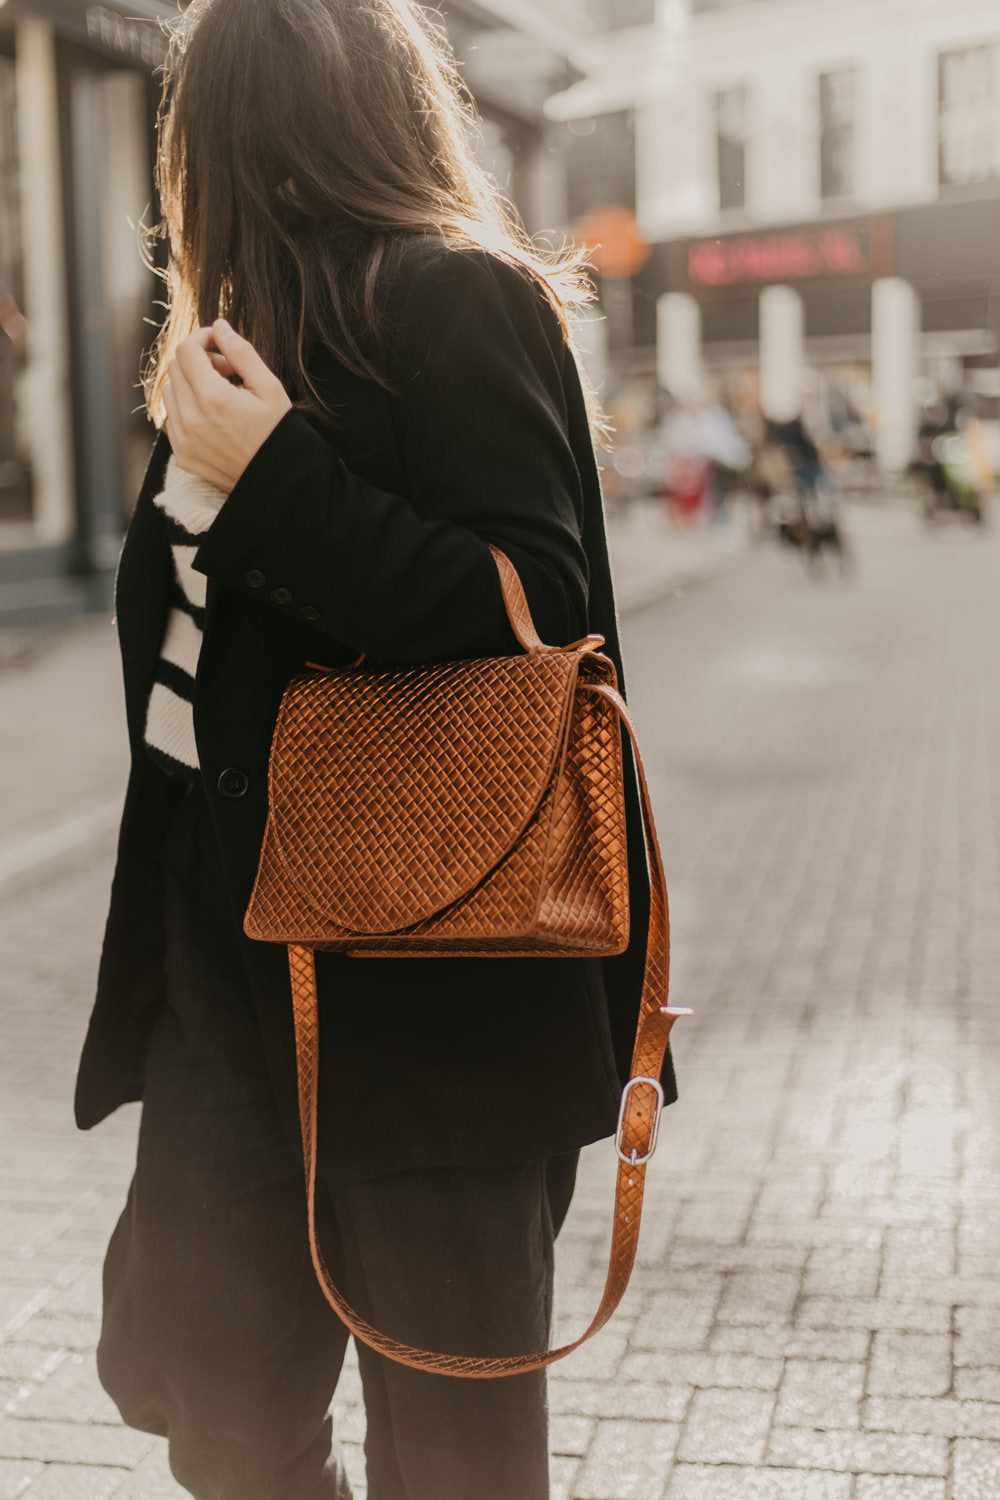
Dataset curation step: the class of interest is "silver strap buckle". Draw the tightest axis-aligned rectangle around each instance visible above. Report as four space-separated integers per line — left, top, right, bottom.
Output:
615 1075 665 1167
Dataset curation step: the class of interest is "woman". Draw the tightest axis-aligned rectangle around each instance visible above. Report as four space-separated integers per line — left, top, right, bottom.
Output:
74 1 677 1496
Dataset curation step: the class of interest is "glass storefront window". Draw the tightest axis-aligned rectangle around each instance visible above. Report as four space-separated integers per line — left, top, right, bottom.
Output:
0 49 32 529
715 85 748 212
819 66 856 201
939 43 1000 188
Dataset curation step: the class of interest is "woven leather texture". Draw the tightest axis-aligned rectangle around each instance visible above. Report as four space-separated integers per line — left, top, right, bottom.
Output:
246 649 628 955
246 546 691 1377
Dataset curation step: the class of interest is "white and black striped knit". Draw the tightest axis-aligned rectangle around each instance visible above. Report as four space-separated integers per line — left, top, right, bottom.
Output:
142 457 230 781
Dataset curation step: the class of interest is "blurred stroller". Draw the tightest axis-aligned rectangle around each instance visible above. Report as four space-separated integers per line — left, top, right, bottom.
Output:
911 405 992 525
750 417 851 575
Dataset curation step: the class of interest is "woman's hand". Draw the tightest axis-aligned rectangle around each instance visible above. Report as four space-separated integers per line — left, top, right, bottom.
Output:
162 319 292 492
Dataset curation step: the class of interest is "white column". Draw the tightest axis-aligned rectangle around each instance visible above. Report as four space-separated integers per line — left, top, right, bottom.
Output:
872 276 920 474
657 292 703 402
518 132 568 239
569 306 609 398
14 20 75 546
759 284 804 422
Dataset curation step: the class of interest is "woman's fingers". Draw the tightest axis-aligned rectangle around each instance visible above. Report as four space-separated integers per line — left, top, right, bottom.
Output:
208 351 238 379
174 328 231 407
211 319 282 398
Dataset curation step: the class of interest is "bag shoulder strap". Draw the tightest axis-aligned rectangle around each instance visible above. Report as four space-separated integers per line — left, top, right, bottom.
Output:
286 671 689 1378
487 543 545 653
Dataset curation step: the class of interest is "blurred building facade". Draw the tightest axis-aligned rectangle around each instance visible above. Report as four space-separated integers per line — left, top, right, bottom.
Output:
0 0 617 626
552 0 1000 470
0 0 168 625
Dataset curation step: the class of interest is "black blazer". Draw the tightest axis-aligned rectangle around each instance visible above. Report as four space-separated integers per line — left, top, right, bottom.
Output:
74 237 677 1184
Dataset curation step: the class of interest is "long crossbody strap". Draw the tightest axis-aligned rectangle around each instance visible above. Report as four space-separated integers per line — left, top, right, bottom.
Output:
286 677 690 1378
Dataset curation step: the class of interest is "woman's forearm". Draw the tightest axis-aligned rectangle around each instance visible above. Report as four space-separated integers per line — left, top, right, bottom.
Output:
191 406 587 662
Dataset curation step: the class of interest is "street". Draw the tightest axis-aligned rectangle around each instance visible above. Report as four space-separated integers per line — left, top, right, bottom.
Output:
2 500 999 1498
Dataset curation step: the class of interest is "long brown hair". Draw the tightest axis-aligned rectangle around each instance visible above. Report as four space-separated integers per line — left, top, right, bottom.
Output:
143 0 611 447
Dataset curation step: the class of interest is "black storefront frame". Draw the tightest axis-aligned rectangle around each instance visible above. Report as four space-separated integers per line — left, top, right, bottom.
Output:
631 195 1000 372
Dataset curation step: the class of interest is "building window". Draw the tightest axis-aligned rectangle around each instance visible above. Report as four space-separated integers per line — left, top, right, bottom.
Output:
939 43 1000 188
586 0 656 28
564 110 637 223
715 86 748 212
819 67 856 200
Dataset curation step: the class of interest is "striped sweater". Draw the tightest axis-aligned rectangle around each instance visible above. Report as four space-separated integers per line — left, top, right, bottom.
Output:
142 457 230 780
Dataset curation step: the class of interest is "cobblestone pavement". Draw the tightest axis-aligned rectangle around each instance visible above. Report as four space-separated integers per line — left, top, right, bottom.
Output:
2 501 1000 1498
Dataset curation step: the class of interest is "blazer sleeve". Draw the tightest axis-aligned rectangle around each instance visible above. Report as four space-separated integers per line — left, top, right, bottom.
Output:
190 247 590 663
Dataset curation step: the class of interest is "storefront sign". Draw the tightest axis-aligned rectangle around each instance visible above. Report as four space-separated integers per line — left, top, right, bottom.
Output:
686 220 891 290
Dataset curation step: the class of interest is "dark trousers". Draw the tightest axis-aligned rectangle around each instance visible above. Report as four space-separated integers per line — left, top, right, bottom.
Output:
97 779 578 1500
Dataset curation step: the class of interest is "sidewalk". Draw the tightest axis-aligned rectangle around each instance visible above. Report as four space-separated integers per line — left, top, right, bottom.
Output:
8 493 997 1498
607 498 750 615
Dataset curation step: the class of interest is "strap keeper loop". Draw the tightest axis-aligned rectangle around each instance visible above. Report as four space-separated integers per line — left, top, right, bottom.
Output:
615 1075 665 1167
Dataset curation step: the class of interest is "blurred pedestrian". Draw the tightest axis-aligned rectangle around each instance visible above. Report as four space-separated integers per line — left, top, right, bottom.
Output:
658 402 711 523
693 400 751 525
71 3 676 1498
764 413 850 573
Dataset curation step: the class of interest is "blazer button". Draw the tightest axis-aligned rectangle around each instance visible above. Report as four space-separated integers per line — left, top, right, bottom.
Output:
270 586 293 606
218 767 250 799
245 569 266 589
299 604 321 623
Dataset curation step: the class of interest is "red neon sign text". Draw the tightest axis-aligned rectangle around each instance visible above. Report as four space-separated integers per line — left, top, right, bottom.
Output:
688 228 868 288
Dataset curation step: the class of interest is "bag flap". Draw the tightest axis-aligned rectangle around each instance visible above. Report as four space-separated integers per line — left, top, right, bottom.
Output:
268 651 580 934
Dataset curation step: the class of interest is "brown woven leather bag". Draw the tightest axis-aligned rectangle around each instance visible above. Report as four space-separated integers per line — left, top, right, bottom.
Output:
244 545 689 1378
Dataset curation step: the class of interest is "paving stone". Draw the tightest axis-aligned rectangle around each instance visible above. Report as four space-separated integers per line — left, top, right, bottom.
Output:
796 1300 950 1335
767 1427 949 1476
676 1387 775 1465
951 1438 1000 1497
549 1453 579 1500
549 1416 594 1458
339 1442 366 1498
956 1369 1000 1402
0 1460 44 1500
548 1333 627 1383
748 1221 885 1251
571 1418 678 1500
881 1228 956 1282
12 1317 101 1351
619 1351 783 1389
955 1307 1000 1367
549 1379 690 1422
804 1247 882 1299
8 1355 119 1424
667 1243 809 1274
0 1421 150 1468
853 1476 946 1499
666 1464 852 1498
716 1270 801 1326
867 1333 952 1398
633 1290 719 1351
108 1445 186 1500
709 1325 871 1362
331 1403 365 1446
862 1396 1000 1439
776 1359 866 1429
20 1466 126 1499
